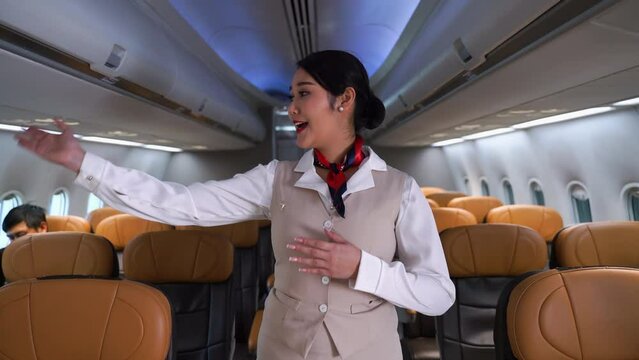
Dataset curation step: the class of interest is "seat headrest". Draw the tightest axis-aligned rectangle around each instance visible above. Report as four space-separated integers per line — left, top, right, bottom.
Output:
95 214 174 250
447 196 504 222
421 187 445 196
441 224 547 277
256 219 271 228
486 205 563 242
0 278 171 359
427 198 439 209
554 221 639 267
426 192 466 207
507 267 639 359
124 230 233 283
87 207 123 232
2 232 117 282
175 221 259 248
432 208 477 233
46 215 91 233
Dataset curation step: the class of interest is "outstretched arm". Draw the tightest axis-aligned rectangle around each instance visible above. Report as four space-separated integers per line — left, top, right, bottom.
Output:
15 118 276 226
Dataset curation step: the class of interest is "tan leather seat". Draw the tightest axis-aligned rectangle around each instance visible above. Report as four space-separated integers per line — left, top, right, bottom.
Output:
427 198 439 209
554 221 639 267
427 191 466 207
0 277 171 359
447 196 504 223
499 267 639 360
486 205 563 242
2 232 118 283
421 187 445 197
46 215 91 232
437 224 547 360
95 214 173 250
177 221 259 342
176 221 259 248
87 207 123 232
432 207 477 233
125 230 234 359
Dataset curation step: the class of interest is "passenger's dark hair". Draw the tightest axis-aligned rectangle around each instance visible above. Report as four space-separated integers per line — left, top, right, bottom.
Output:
297 50 385 132
2 204 47 232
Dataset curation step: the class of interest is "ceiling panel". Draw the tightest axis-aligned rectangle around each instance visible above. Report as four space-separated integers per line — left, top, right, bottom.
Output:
0 48 253 150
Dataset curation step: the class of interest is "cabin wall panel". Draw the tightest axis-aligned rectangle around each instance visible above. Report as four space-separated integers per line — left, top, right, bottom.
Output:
406 108 639 225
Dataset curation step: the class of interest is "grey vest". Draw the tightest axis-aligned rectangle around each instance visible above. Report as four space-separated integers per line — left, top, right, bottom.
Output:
261 160 406 358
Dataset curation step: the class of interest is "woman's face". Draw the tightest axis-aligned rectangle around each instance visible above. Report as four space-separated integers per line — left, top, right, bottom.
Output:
288 68 344 149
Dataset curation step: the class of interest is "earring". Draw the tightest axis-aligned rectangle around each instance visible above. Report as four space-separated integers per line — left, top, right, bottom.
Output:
338 106 344 112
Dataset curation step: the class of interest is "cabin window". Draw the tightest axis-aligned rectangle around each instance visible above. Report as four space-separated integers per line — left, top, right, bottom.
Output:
530 181 545 206
627 187 639 221
49 189 69 216
480 179 490 196
86 193 104 216
0 192 23 248
502 180 515 205
570 184 592 223
464 178 471 194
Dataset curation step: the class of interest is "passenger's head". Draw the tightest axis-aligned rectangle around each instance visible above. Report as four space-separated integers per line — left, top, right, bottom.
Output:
2 204 48 241
289 50 385 149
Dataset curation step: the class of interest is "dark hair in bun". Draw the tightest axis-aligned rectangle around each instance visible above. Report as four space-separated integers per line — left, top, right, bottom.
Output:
297 50 385 132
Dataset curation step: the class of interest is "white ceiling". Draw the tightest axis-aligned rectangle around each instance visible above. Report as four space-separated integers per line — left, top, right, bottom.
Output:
0 48 253 150
374 0 639 146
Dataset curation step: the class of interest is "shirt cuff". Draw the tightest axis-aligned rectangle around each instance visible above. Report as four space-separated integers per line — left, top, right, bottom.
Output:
350 250 383 294
74 152 108 192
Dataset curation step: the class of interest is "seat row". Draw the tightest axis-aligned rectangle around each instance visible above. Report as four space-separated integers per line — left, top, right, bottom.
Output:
0 229 236 359
404 220 639 360
11 208 277 357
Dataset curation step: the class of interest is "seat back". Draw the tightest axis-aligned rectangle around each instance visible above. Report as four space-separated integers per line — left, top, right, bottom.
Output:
427 192 466 207
2 232 118 282
0 277 172 360
447 196 504 223
421 186 445 196
124 230 234 360
427 198 439 209
554 221 639 267
486 205 563 242
437 224 547 360
256 220 275 299
46 215 91 232
95 214 174 250
87 207 123 232
499 267 639 360
432 208 477 233
176 221 260 342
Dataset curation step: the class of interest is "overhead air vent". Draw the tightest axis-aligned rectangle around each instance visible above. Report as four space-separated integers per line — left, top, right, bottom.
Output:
284 0 316 60
453 38 473 64
105 44 126 69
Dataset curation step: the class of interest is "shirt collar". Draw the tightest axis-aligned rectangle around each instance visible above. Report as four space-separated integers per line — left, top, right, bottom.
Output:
293 146 387 197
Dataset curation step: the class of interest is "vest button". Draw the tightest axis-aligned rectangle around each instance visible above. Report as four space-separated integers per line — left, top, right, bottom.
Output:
319 304 328 313
323 220 333 230
321 276 330 285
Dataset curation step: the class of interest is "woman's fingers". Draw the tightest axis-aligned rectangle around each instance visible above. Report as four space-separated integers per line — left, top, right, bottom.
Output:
289 256 329 268
287 242 330 258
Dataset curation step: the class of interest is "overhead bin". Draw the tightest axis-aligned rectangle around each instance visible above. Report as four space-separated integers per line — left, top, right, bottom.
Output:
0 0 265 142
376 0 559 123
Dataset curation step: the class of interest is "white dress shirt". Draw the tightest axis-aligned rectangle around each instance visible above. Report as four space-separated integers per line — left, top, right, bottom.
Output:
75 147 456 315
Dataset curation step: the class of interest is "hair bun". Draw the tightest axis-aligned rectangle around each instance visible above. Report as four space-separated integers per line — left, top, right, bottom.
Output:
362 95 385 130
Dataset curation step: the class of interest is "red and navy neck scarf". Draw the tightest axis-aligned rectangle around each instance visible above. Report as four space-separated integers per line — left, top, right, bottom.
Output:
313 136 366 218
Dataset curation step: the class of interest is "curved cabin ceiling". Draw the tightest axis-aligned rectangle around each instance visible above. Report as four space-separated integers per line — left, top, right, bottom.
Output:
2 0 637 151
168 0 420 98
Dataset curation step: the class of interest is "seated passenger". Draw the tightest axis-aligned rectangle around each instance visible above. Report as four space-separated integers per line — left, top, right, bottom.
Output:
2 204 48 242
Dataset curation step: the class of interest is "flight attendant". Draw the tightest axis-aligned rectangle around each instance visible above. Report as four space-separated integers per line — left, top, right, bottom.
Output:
16 50 455 359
